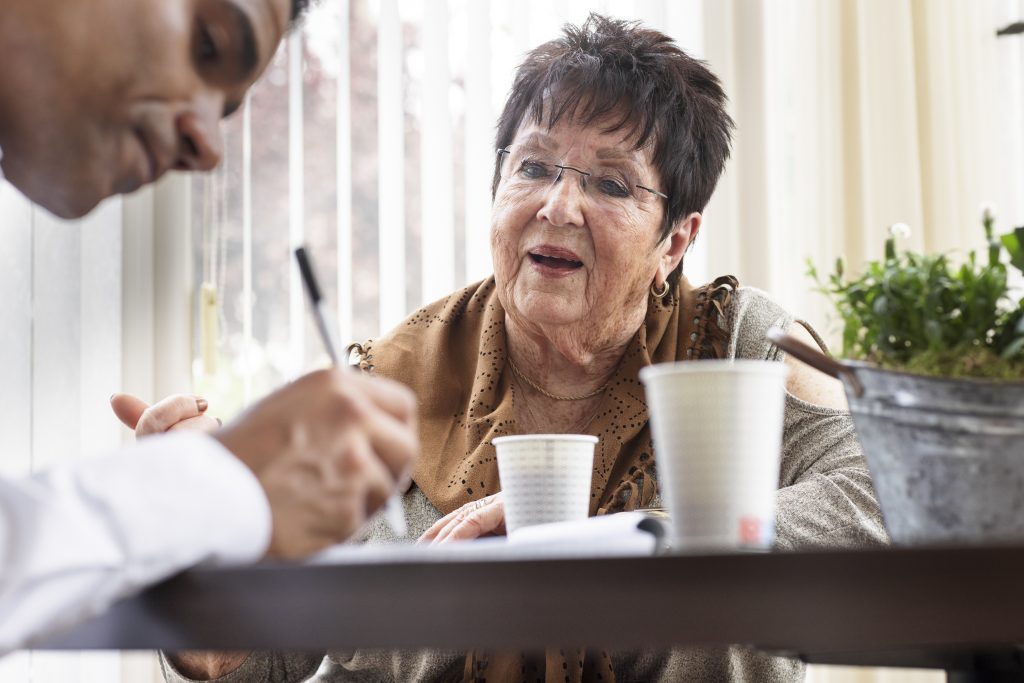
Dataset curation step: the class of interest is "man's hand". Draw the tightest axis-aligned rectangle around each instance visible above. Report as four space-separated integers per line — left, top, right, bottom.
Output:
111 370 419 560
110 393 220 437
212 369 418 559
111 372 418 681
111 392 240 680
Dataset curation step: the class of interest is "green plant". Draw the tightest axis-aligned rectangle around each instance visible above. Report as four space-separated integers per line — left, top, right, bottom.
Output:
809 212 1024 379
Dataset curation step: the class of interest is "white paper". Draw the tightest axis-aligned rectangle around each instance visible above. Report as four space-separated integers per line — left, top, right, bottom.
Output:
308 512 665 566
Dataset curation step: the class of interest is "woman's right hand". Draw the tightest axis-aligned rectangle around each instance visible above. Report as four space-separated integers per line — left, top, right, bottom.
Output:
418 492 506 543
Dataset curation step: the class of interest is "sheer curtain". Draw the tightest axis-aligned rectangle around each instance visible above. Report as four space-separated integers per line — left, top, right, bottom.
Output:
701 0 1024 345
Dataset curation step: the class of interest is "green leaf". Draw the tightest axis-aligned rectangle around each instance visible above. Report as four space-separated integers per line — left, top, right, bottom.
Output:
1001 335 1024 359
805 258 818 281
806 216 1024 378
1001 227 1024 274
989 240 1001 268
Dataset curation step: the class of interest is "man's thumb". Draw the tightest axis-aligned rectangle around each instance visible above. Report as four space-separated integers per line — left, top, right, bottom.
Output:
110 393 150 430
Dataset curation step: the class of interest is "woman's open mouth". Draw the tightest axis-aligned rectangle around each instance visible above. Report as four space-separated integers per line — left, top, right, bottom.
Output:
528 246 584 276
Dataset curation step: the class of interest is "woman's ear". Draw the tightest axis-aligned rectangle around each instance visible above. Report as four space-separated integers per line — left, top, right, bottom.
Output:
658 212 701 282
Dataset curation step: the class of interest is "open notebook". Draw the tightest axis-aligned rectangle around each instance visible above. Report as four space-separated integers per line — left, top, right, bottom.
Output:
309 512 667 565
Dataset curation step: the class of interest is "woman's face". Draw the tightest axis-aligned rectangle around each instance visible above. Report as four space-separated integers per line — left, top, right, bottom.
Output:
490 117 694 346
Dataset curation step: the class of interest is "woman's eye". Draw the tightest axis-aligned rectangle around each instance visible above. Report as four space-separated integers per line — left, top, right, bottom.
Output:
519 160 550 180
598 178 631 198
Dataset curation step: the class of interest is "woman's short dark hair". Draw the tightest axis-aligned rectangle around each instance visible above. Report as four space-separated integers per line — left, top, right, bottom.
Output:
492 13 734 279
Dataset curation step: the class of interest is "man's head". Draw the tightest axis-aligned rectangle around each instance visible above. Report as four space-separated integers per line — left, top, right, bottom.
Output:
0 0 308 218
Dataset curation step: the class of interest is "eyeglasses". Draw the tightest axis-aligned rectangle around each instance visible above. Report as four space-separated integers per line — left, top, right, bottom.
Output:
496 146 668 206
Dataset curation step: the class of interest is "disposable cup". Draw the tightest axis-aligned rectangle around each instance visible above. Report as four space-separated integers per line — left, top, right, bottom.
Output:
493 434 597 537
639 360 788 551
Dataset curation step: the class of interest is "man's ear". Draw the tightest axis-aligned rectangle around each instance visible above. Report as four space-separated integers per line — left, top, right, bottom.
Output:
658 212 701 282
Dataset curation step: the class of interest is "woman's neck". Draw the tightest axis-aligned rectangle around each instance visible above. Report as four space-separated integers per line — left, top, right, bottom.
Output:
503 310 641 399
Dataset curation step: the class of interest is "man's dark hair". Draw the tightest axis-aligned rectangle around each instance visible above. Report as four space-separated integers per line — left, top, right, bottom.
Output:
492 13 734 283
290 0 311 23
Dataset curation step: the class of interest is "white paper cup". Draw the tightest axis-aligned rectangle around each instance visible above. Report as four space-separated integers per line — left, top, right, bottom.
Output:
493 434 597 537
640 360 788 551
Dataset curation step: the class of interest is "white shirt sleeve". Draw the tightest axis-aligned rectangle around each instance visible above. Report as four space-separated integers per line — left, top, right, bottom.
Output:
0 432 272 653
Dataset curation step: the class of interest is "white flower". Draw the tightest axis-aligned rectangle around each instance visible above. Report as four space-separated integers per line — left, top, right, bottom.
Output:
888 222 911 239
979 202 997 224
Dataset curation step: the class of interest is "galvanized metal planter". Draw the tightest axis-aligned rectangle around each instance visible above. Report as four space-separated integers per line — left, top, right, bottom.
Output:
768 329 1024 545
844 362 1024 544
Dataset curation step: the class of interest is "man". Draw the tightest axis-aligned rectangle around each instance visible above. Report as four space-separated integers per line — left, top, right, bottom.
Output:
0 0 418 655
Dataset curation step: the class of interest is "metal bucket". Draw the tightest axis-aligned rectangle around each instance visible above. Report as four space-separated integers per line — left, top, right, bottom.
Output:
769 330 1024 545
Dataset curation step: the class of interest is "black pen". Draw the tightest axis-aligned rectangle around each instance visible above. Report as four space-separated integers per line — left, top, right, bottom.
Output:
295 246 342 365
294 246 408 537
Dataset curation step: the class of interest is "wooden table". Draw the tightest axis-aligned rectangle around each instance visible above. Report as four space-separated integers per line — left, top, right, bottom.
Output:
35 545 1024 681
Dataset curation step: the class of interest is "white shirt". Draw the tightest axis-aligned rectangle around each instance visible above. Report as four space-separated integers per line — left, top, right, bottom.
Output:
0 432 272 653
0 146 271 653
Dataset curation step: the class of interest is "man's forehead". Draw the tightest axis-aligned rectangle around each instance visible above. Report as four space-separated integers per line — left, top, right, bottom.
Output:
234 0 290 67
240 0 290 29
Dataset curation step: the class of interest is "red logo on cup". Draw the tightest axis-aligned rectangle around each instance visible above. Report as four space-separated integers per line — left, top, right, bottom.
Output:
739 516 761 544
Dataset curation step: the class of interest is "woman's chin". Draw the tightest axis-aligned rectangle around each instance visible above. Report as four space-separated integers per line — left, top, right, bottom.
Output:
511 291 587 328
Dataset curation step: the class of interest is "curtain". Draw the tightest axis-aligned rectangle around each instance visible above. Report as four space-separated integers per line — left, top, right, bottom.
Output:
698 0 1024 350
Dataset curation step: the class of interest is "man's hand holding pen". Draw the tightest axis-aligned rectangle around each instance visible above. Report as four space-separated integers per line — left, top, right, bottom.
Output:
111 369 419 560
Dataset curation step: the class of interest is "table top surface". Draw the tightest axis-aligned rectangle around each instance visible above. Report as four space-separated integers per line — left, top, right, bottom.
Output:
35 542 1024 671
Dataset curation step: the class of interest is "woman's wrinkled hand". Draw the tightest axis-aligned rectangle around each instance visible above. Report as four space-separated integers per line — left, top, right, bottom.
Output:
110 392 220 438
418 492 506 544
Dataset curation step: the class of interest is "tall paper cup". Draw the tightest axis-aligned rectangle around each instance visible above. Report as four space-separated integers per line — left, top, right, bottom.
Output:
493 434 597 537
640 360 788 551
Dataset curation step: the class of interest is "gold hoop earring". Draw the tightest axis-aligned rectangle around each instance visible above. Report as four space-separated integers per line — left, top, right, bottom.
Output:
650 280 670 298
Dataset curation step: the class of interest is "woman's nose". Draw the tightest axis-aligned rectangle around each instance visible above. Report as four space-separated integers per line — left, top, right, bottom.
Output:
173 110 223 172
536 173 586 227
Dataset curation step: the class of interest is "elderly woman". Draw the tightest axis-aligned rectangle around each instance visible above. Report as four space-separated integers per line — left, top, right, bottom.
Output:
155 13 886 683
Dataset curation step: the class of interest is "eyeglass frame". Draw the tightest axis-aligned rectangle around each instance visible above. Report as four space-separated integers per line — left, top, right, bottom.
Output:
496 147 669 203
